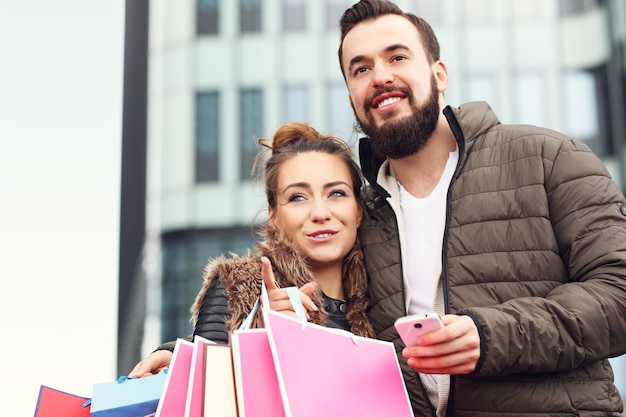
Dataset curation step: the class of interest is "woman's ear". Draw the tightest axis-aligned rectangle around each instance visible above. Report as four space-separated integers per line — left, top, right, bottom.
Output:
268 205 276 226
356 202 363 227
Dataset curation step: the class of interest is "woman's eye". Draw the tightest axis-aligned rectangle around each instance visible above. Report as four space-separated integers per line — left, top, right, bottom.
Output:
288 194 305 202
330 190 348 198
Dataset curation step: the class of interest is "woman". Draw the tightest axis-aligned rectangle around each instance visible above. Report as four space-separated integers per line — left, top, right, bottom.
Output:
130 122 374 377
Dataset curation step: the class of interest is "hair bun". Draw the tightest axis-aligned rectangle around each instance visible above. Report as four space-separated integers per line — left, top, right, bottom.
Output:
266 122 323 152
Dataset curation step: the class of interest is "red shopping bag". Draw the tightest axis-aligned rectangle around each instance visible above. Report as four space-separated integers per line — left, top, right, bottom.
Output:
33 385 91 417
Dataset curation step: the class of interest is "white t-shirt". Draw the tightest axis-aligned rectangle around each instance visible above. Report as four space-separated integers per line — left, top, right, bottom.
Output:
400 149 458 315
398 148 458 416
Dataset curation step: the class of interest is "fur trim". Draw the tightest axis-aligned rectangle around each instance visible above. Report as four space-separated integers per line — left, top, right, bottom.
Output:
190 224 374 338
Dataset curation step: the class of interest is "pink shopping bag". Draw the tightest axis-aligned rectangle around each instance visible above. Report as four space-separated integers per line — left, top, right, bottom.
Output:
155 338 194 417
184 335 214 417
230 293 286 417
263 289 414 417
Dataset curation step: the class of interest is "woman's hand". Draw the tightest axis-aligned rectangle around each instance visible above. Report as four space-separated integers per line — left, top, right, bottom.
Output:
260 256 318 318
128 350 173 378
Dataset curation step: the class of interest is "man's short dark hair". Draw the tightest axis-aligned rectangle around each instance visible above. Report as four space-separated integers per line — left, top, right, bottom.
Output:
338 0 441 80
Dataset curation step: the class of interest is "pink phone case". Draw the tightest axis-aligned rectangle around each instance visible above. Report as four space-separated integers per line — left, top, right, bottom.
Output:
394 314 443 346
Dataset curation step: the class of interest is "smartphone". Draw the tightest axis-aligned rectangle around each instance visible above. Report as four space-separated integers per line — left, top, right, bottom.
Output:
394 313 444 346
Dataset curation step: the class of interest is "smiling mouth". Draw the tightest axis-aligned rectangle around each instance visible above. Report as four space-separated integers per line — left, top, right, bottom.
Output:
376 96 402 109
310 232 335 239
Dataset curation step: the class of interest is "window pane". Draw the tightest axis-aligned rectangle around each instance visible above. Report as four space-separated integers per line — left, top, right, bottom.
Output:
461 0 494 23
563 70 599 141
160 228 256 342
415 0 443 24
197 0 219 35
283 0 307 32
325 0 352 30
196 92 219 182
510 0 543 21
558 0 601 16
327 82 356 145
240 89 263 180
513 71 546 127
282 85 309 123
464 72 499 115
240 0 262 33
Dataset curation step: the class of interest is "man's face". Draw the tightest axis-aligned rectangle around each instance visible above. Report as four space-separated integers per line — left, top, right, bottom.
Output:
341 14 445 159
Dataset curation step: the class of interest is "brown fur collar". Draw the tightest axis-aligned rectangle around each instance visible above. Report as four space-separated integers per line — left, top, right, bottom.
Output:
190 226 374 338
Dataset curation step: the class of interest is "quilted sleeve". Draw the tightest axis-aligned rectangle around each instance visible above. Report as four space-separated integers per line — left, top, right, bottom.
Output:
192 279 230 344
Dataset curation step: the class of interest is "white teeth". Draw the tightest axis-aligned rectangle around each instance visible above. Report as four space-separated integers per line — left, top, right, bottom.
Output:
377 97 401 108
313 233 332 239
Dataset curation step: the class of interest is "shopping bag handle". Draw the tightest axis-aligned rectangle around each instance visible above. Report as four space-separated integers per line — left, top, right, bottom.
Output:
261 279 307 323
239 282 307 330
239 297 261 330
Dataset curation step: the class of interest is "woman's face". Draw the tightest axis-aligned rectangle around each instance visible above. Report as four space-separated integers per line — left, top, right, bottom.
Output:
269 151 362 271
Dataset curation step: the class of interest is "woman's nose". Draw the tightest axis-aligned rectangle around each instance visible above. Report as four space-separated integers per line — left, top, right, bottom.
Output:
310 201 331 222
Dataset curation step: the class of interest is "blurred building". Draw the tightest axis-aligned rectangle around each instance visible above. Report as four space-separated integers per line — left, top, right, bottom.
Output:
119 0 626 386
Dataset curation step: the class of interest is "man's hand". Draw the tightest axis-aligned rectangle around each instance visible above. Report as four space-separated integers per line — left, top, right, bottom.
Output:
128 350 173 378
402 314 481 375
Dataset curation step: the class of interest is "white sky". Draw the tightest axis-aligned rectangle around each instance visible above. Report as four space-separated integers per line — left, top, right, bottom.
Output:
0 0 124 414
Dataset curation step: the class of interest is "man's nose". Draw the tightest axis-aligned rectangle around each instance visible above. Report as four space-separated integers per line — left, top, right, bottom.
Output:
372 64 394 87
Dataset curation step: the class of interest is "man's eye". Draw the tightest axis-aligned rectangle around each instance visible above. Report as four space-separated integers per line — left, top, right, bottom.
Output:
393 55 406 62
354 66 368 75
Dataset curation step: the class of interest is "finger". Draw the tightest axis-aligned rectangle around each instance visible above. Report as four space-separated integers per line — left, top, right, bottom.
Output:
407 350 478 375
298 282 318 312
129 351 173 378
154 366 169 375
404 330 480 359
261 256 278 290
269 298 299 312
129 364 150 378
415 314 475 346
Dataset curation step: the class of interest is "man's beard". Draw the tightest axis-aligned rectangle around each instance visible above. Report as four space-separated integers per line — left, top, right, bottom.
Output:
357 76 440 160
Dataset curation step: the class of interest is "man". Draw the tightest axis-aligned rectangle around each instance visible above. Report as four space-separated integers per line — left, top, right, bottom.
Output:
341 0 626 416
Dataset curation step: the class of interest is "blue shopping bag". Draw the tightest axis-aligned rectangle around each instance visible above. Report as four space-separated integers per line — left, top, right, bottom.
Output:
90 372 167 417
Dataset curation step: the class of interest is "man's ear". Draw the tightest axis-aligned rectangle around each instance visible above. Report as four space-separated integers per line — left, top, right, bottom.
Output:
433 60 449 92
